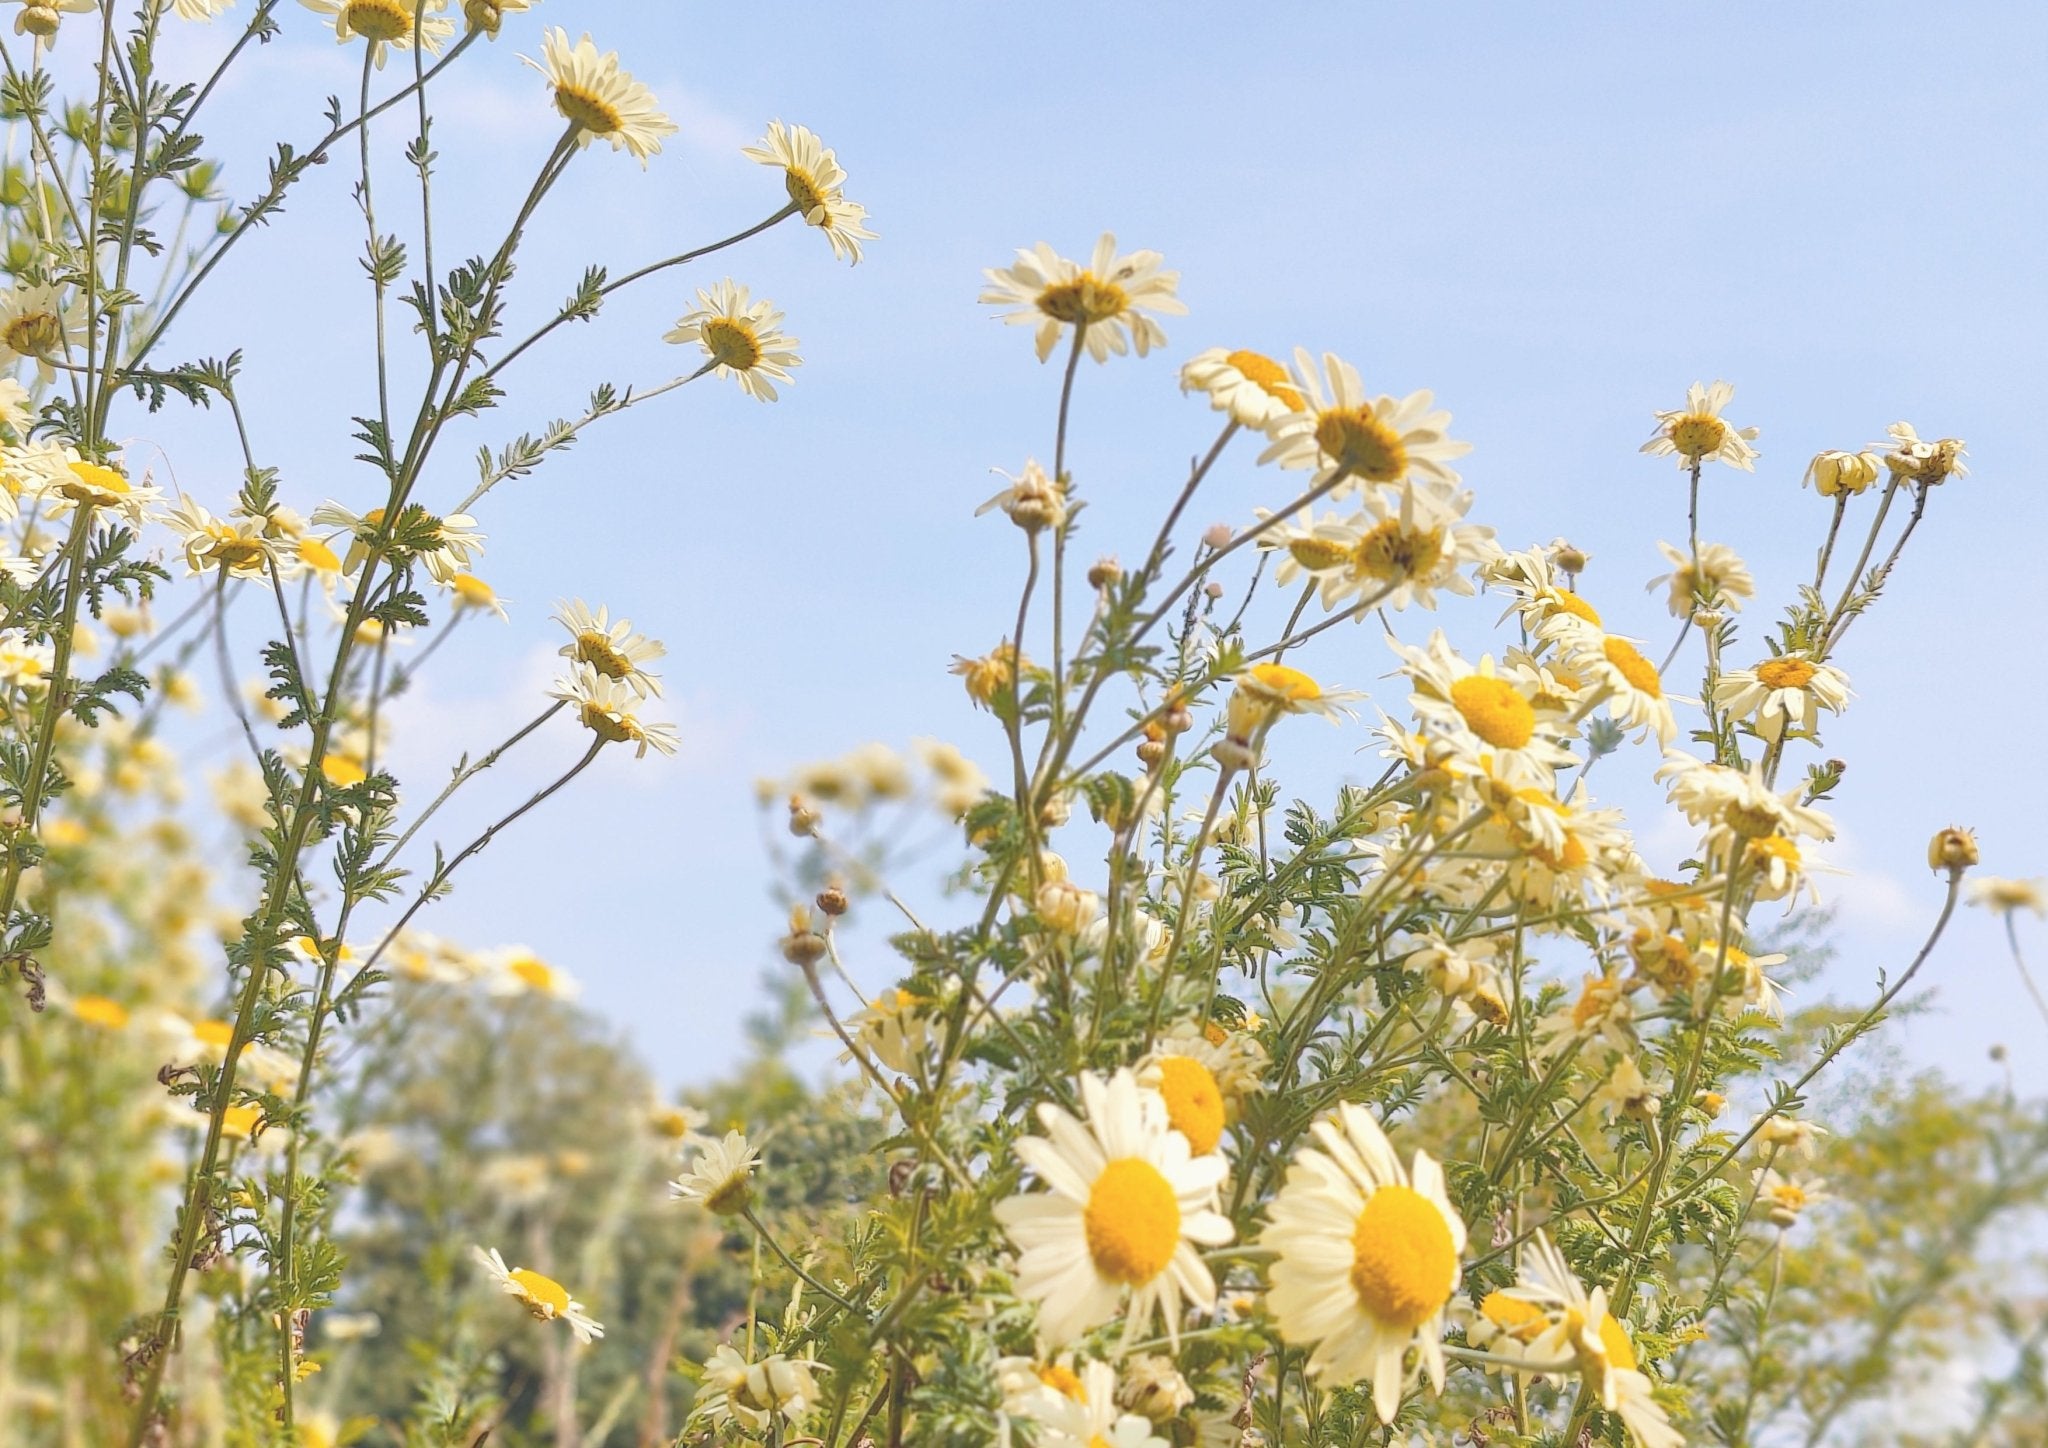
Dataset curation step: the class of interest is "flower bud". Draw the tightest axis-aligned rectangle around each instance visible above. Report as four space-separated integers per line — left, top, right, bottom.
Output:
780 905 828 967
1201 522 1233 550
1551 539 1590 575
1135 737 1166 767
815 884 849 917
1803 449 1881 497
1203 581 1225 601
786 796 820 837
1087 555 1123 590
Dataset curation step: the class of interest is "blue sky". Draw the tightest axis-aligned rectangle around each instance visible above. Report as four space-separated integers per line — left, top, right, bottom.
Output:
99 3 2048 1094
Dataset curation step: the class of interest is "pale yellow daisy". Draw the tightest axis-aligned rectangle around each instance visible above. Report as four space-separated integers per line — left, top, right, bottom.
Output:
1875 421 1967 486
1258 350 1471 498
1180 347 1307 429
981 233 1186 364
553 599 664 697
1640 379 1758 471
523 27 676 164
664 278 800 400
1713 651 1851 741
672 1129 761 1215
1803 449 1881 497
1260 1103 1466 1421
550 664 680 758
471 1245 604 1342
300 0 452 67
743 120 875 263
994 1068 1231 1350
1647 539 1754 617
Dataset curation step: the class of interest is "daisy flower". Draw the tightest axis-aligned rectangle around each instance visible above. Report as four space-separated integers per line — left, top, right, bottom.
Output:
743 120 875 263
993 1068 1231 1350
976 458 1067 533
1875 421 1967 486
1970 876 2048 917
693 1344 824 1432
553 599 664 697
1180 347 1307 429
1647 539 1754 618
471 1245 604 1343
67 993 129 1030
1565 631 1676 745
1258 350 1470 498
1640 379 1758 471
300 0 452 67
447 573 509 619
1330 480 1494 612
0 282 80 378
981 233 1185 364
1496 1233 1682 1448
461 0 530 37
1015 1360 1170 1448
308 501 483 584
1261 1103 1466 1421
672 1129 760 1215
1756 1167 1828 1229
1393 630 1575 791
161 494 278 577
1535 972 1638 1059
550 664 680 758
1136 1023 1262 1157
1803 449 1881 498
32 455 160 526
484 946 578 998
7 0 95 44
1713 651 1851 741
1654 752 1835 847
846 986 932 1075
664 278 800 400
523 28 676 164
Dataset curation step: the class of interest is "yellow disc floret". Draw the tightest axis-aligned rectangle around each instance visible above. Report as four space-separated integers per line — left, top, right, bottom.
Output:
1224 349 1304 411
1154 1056 1226 1156
1601 637 1662 697
1450 675 1536 749
1347 1185 1457 1330
1083 1158 1181 1285
1755 657 1817 690
1315 407 1408 482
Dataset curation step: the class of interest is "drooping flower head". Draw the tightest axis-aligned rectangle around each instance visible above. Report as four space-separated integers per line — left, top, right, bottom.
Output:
743 120 875 263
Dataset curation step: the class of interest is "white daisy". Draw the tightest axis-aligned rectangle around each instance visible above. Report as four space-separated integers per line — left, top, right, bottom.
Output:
1258 350 1471 499
1260 1102 1467 1421
1640 379 1758 471
1392 630 1575 792
742 120 875 263
522 28 676 164
1017 1360 1170 1448
1875 421 1967 486
1565 631 1676 746
993 1068 1231 1350
553 599 664 698
1712 651 1851 741
672 1129 760 1215
981 233 1186 364
300 0 453 67
664 278 800 400
470 1245 604 1343
1646 539 1754 618
550 664 680 758
1179 347 1307 430
692 1344 824 1431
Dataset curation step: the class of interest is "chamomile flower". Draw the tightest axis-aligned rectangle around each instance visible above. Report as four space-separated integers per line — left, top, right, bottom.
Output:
1497 1233 1682 1448
1261 1103 1466 1421
1259 351 1470 498
32 456 160 526
8 0 96 45
1970 876 2048 917
672 1129 760 1215
461 0 529 37
1393 631 1575 791
0 282 79 378
1536 972 1638 1059
1180 347 1307 429
550 665 680 758
664 279 800 400
743 121 875 263
1136 1025 1254 1157
846 987 932 1075
1713 651 1851 741
523 28 675 163
162 494 278 577
300 0 452 67
1017 1360 1171 1448
981 233 1186 364
977 459 1067 533
994 1068 1231 1350
471 1245 604 1343
1640 379 1758 471
1327 480 1493 612
1755 1167 1828 1229
1876 421 1967 486
308 501 482 584
447 573 509 619
694 1345 825 1432
1655 753 1835 847
484 947 578 999
0 631 54 691
1803 449 1881 497
1647 539 1755 617
1566 631 1677 746
553 600 664 698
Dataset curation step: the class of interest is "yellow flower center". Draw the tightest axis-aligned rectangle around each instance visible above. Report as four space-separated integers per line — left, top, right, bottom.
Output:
1755 658 1816 690
3 309 62 357
1479 1290 1547 1342
1154 1056 1226 1155
298 538 342 574
1225 349 1304 411
195 1019 235 1048
1597 1312 1637 1372
1351 518 1444 583
451 574 495 607
1287 536 1351 571
1202 1021 1230 1048
1314 406 1408 481
221 1104 263 1140
1748 834 1801 867
343 0 414 41
576 630 633 679
1083 1158 1181 1285
511 957 556 991
63 461 131 503
1550 590 1601 626
701 317 763 371
73 995 128 1029
322 754 368 788
1348 1185 1456 1331
1529 832 1590 872
1669 413 1728 459
509 1267 571 1318
580 700 635 744
1037 273 1132 328
783 165 827 218
1038 1364 1086 1401
1450 675 1535 749
1601 637 1662 698
1572 978 1621 1030
554 80 624 136
1246 662 1321 704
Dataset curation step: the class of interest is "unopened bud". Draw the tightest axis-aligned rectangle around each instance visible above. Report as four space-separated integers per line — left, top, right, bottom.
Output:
1552 540 1590 575
1201 523 1233 550
780 903 829 967
816 885 849 917
786 795 820 837
1203 581 1225 601
1087 555 1123 590
1136 738 1166 767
